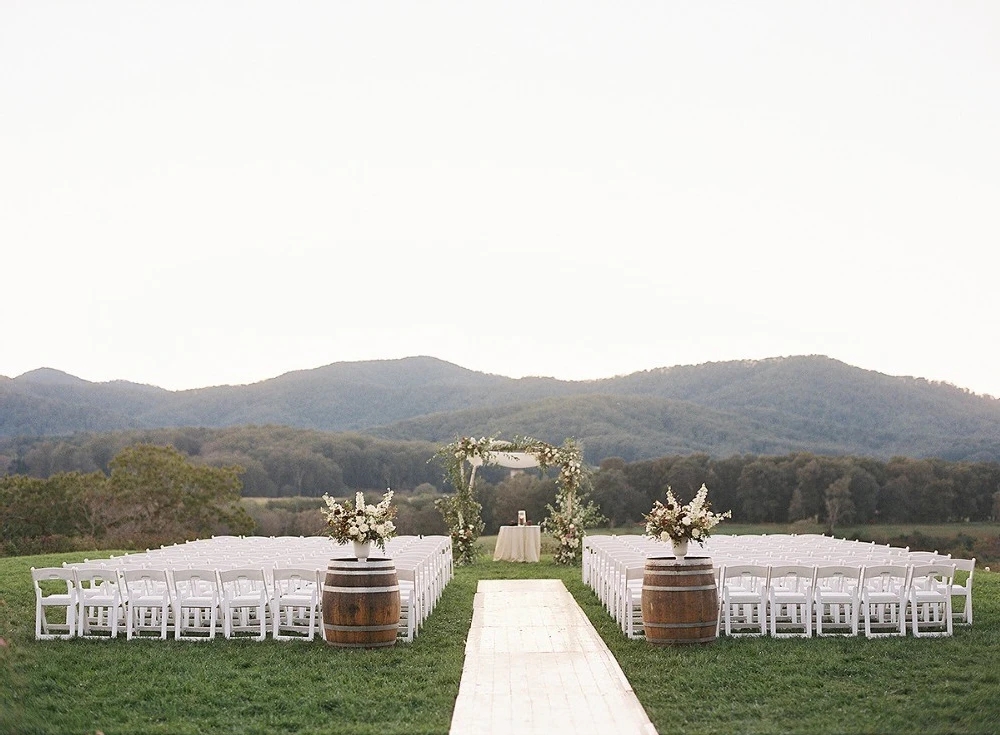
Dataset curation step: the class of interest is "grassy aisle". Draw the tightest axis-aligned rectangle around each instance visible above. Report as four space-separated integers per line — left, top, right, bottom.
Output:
2 550 999 734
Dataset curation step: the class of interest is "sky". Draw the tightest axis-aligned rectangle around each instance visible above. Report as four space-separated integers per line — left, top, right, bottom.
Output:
3 2 999 397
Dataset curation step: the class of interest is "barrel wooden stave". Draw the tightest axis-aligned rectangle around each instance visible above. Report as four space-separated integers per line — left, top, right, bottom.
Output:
322 558 400 648
640 556 718 645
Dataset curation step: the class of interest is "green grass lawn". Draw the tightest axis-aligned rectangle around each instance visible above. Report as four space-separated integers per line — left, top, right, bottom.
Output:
2 546 999 735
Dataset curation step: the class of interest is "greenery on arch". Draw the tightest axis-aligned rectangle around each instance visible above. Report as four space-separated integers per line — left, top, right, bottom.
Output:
434 434 604 565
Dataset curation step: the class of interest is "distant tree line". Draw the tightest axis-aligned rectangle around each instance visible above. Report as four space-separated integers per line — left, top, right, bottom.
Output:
3 427 1000 547
0 426 442 496
591 453 1000 529
256 452 1000 540
1 444 253 556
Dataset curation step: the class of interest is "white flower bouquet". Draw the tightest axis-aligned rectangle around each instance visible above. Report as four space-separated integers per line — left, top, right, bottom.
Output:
644 483 731 544
321 489 397 551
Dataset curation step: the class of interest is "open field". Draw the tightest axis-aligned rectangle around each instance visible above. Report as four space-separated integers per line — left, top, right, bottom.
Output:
587 521 1000 539
582 522 1000 564
490 521 1000 561
2 547 999 734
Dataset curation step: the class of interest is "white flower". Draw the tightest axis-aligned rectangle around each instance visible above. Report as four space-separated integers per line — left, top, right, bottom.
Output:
349 526 359 536
375 524 386 536
359 522 369 533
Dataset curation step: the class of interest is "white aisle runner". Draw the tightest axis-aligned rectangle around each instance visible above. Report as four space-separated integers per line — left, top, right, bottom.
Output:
449 579 658 735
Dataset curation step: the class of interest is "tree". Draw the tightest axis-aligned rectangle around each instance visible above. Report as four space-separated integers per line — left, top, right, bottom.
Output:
738 458 796 523
591 467 648 526
106 444 253 540
787 487 809 522
487 474 555 532
824 476 855 533
664 454 712 498
792 455 841 522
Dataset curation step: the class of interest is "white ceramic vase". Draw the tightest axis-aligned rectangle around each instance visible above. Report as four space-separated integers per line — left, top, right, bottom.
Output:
671 538 689 559
352 540 371 562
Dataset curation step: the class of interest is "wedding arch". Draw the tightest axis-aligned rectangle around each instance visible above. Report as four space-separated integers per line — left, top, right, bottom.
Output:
434 435 604 565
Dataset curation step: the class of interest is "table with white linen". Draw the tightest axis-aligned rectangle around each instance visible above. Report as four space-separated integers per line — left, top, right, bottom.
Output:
493 525 541 562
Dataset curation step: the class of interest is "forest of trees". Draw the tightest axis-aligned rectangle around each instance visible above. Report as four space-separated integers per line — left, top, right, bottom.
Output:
0 426 443 496
0 444 253 556
4 425 1000 558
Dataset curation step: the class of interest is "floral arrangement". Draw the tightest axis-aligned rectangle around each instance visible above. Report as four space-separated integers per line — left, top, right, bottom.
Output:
449 519 480 564
542 488 606 565
321 488 397 551
434 434 602 566
644 483 731 544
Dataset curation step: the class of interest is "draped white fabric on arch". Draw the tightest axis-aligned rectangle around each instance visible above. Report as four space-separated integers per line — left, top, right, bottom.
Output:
466 451 541 469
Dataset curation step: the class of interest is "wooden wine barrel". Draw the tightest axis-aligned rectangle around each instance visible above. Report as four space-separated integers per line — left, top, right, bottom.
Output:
322 558 400 648
640 557 718 645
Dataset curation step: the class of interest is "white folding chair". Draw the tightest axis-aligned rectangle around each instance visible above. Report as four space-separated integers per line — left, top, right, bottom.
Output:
908 551 950 562
396 566 420 643
270 567 320 641
767 564 816 638
394 556 430 629
218 568 269 641
813 564 862 637
608 555 645 629
909 563 955 638
622 563 646 640
74 568 124 639
720 564 770 636
860 564 911 638
170 568 221 641
31 567 79 640
949 558 975 625
121 568 172 640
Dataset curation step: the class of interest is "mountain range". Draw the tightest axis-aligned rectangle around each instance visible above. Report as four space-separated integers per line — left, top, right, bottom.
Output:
3 355 1000 463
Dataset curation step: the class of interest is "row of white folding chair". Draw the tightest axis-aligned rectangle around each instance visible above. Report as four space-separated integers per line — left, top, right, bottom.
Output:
37 563 322 641
123 564 322 641
585 538 972 640
717 562 956 639
709 546 972 617
584 538 640 615
35 564 168 641
719 554 973 631
394 554 436 637
589 536 976 630
54 535 453 640
581 537 665 638
90 542 452 643
609 554 647 634
720 563 868 638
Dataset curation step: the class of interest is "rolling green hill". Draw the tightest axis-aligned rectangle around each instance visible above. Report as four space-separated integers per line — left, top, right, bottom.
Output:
3 355 999 462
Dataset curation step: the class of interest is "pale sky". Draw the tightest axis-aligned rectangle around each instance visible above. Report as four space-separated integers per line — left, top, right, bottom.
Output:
3 2 999 397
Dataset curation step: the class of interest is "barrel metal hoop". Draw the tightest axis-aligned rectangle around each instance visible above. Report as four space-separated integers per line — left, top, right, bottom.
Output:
324 623 399 632
326 569 398 576
644 620 718 629
324 639 397 648
323 585 400 594
643 584 718 592
646 635 718 645
644 568 713 576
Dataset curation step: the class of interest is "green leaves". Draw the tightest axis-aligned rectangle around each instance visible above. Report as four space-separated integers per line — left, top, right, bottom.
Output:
1 444 253 554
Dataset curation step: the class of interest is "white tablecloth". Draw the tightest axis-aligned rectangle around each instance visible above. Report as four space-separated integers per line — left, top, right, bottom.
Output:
493 525 541 563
